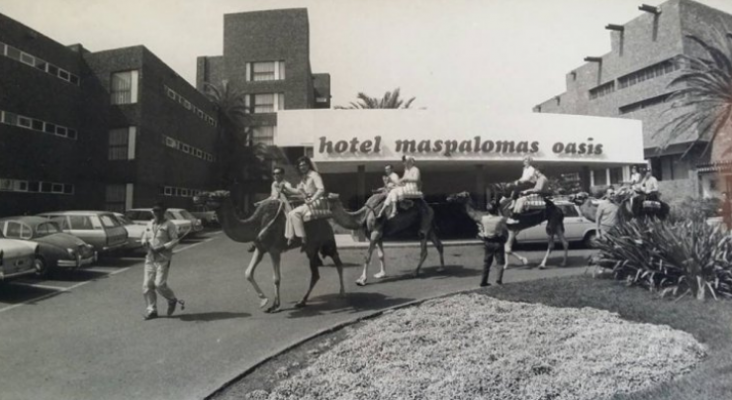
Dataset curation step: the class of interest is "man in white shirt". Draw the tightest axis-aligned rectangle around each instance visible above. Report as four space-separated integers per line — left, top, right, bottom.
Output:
642 169 660 200
382 164 400 190
141 203 184 320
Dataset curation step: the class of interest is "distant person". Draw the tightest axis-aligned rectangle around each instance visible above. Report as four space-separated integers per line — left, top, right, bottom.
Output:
641 169 660 201
722 192 731 230
378 155 422 220
508 168 549 223
596 194 620 238
285 156 326 246
629 166 642 189
382 164 400 190
477 201 507 287
250 167 295 253
141 202 184 320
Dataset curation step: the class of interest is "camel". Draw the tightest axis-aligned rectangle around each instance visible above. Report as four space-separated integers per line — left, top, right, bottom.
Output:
613 188 670 222
569 192 600 222
446 190 567 278
325 193 445 286
193 191 345 313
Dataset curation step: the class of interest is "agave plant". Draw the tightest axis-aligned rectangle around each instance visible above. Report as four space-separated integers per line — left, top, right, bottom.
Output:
594 218 732 300
656 32 732 160
335 87 416 109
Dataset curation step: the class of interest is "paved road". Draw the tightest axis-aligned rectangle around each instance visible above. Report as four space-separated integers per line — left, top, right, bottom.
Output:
0 232 594 400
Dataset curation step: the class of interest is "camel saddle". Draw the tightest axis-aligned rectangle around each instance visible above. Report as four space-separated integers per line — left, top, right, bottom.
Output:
523 194 547 211
288 193 335 222
642 200 662 210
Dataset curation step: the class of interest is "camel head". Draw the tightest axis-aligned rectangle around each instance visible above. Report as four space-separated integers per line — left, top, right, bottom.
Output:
569 192 590 206
324 192 343 208
446 191 473 204
193 190 230 209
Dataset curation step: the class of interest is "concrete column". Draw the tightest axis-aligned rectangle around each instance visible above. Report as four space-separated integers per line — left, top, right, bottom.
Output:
475 164 486 210
605 168 611 186
357 165 366 206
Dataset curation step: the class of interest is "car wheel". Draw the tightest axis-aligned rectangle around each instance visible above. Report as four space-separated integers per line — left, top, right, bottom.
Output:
583 231 598 248
34 256 49 278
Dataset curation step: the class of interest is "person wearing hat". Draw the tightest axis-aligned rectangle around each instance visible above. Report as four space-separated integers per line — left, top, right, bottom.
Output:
378 155 422 219
477 200 508 287
140 202 184 320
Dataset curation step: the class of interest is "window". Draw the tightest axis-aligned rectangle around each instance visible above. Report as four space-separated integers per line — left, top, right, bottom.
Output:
164 187 173 196
182 144 190 154
47 64 58 75
6 46 20 61
32 119 43 131
559 205 580 218
619 93 671 115
63 184 74 194
5 222 22 238
253 94 275 113
589 81 615 100
69 75 80 85
51 183 64 193
41 182 52 193
195 149 203 158
111 70 139 104
56 126 67 137
166 136 177 148
0 179 12 191
252 126 275 146
108 127 135 160
58 69 70 81
100 215 120 228
44 123 56 134
2 111 17 125
618 58 680 89
20 52 34 66
67 129 77 140
28 181 39 192
69 216 95 230
105 184 126 213
247 61 285 81
184 100 191 110
18 116 32 128
16 181 28 191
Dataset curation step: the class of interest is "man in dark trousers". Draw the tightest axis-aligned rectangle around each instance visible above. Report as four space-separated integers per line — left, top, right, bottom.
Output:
477 200 508 287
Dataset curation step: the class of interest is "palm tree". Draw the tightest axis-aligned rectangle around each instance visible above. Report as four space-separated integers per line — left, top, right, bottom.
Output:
203 80 269 186
335 87 416 109
657 33 732 161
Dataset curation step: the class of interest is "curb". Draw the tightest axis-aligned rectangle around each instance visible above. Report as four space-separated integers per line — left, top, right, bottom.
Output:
204 285 490 400
334 239 483 250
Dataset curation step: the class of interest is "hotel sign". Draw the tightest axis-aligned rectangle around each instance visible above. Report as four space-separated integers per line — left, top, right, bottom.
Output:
276 110 644 165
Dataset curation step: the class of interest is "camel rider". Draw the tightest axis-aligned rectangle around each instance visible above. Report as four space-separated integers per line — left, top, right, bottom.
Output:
249 167 294 253
382 164 400 191
508 168 548 223
512 156 537 194
641 169 660 201
629 165 642 190
285 156 326 246
378 155 422 220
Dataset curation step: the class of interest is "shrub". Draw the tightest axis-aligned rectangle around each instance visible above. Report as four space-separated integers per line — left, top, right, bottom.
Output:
593 218 732 300
668 196 721 223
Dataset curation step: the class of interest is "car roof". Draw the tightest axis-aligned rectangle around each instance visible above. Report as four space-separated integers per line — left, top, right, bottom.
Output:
0 216 57 226
39 210 114 216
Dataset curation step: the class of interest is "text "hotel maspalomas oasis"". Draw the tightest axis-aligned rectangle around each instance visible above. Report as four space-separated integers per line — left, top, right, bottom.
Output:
319 136 605 157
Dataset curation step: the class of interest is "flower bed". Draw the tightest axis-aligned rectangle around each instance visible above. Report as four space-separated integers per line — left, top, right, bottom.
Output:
242 294 705 400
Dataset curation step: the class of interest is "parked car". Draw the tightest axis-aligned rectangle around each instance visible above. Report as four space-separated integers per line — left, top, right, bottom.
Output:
111 213 146 251
0 217 95 275
37 211 129 254
124 209 193 238
1 234 41 282
515 201 598 247
190 204 219 227
167 208 204 236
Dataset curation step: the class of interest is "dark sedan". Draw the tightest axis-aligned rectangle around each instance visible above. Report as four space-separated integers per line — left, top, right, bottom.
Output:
0 216 96 277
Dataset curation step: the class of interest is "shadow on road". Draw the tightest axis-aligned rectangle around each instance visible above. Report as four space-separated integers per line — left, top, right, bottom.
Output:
365 264 480 285
173 311 251 322
0 284 60 304
285 291 414 319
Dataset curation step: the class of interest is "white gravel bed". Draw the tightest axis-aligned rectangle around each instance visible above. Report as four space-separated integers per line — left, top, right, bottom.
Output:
245 294 706 400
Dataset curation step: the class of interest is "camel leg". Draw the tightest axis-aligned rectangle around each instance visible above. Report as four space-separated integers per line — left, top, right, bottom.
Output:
503 230 528 270
357 231 380 286
559 229 569 267
295 255 321 308
414 234 429 277
263 252 282 313
538 234 555 270
330 252 346 297
430 229 446 272
374 240 387 279
244 248 269 309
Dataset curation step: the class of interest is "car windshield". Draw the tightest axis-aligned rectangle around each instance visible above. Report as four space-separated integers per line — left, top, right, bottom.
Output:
100 215 121 228
558 204 579 217
165 211 176 220
116 215 134 225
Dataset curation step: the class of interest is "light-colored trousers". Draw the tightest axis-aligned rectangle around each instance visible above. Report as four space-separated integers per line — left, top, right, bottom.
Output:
143 260 176 313
513 196 529 214
285 204 309 240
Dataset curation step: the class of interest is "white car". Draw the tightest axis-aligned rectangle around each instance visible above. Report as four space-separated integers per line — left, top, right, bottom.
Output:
112 213 147 250
1 235 41 281
515 201 598 247
124 209 193 238
167 208 204 236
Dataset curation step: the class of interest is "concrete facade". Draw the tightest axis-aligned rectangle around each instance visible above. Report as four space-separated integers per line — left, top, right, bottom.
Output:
535 0 732 198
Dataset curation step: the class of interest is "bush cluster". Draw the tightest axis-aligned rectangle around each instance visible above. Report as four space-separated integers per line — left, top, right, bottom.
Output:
594 218 732 300
667 196 721 223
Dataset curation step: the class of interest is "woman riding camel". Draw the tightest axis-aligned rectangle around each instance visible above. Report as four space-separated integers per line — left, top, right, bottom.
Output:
514 155 537 189
284 156 326 246
378 155 422 220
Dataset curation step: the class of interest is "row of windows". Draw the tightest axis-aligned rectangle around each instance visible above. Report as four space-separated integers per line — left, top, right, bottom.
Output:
0 40 80 86
161 134 216 162
0 110 78 140
246 61 286 82
0 178 74 195
589 81 615 100
618 58 680 89
619 93 672 114
160 186 204 198
163 85 217 127
245 93 285 114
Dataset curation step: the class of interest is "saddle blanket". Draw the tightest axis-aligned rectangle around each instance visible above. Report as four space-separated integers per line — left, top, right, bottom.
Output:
642 200 661 210
395 182 424 200
301 198 333 222
524 194 546 210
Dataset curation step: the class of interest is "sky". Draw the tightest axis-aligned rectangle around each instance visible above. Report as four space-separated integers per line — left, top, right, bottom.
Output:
3 0 732 113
